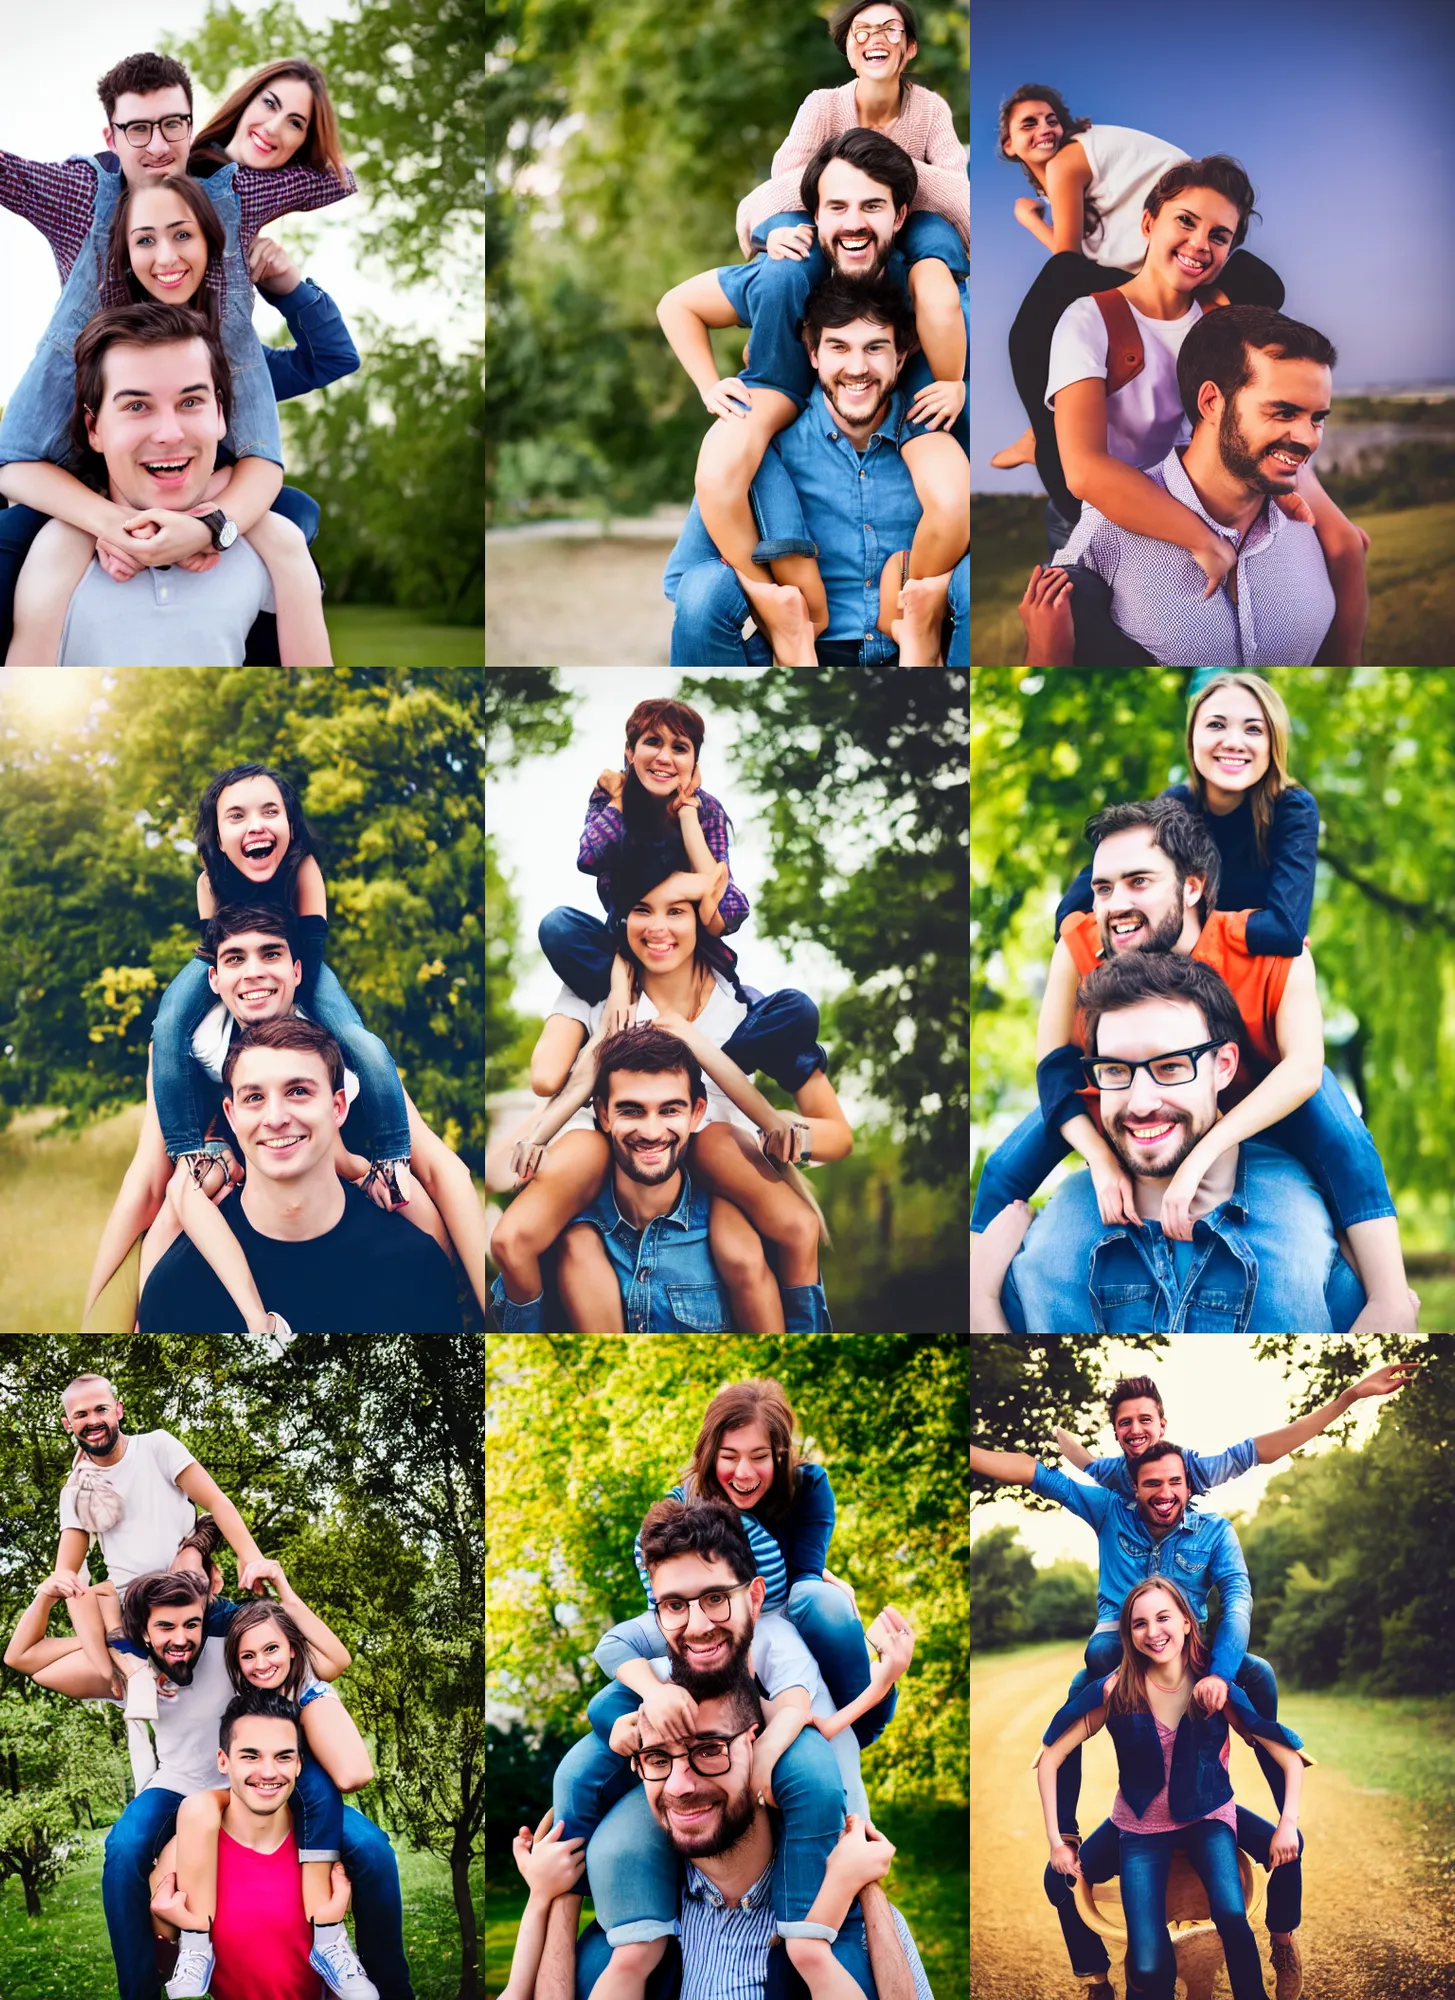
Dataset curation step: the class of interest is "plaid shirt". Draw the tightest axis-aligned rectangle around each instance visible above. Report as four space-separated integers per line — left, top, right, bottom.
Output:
578 784 749 934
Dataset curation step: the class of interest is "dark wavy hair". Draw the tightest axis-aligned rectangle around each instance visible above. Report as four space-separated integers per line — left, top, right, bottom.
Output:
800 127 918 220
639 1497 758 1585
1076 951 1246 1068
610 848 748 1004
1084 796 1222 926
69 301 231 492
194 763 317 910
223 1598 321 1705
1177 305 1338 430
802 272 918 360
219 1687 302 1756
106 172 223 328
997 83 1100 244
1144 154 1258 252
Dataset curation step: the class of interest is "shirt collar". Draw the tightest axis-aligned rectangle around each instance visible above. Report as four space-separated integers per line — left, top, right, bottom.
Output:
1160 446 1279 549
603 1169 697 1238
809 382 911 453
684 1855 775 1912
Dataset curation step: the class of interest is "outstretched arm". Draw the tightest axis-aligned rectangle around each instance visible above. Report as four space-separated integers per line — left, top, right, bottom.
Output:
174 1462 264 1576
812 1609 913 1743
238 1558 351 1679
969 1444 1038 1486
1253 1361 1421 1463
1051 1427 1094 1472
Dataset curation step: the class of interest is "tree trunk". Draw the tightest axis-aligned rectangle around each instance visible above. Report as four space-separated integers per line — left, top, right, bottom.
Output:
450 1835 480 2000
21 1863 41 1918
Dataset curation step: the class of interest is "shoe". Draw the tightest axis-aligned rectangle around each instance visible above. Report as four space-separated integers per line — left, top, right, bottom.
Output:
166 1931 215 1997
310 1926 380 1999
1270 1933 1303 2000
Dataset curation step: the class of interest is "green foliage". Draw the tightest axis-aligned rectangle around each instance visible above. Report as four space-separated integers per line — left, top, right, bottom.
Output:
970 1333 1166 1505
1022 1558 1099 1640
971 668 1455 1240
1320 443 1455 513
486 1337 968 1807
966 1524 1034 1650
0 1791 85 1918
0 669 483 1163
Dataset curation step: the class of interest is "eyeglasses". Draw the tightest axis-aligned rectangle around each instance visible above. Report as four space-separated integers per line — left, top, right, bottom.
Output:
851 20 907 42
632 1726 757 1782
1080 1040 1232 1090
116 115 193 147
654 1581 754 1631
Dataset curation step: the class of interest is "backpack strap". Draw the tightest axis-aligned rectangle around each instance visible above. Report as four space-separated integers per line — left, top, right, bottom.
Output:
1093 289 1144 398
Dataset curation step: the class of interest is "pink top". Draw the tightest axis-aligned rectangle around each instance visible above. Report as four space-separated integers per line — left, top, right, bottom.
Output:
1111 1714 1238 1836
210 1827 325 2000
734 79 969 258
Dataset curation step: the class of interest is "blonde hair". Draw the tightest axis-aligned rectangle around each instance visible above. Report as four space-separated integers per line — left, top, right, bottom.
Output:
1185 672 1297 865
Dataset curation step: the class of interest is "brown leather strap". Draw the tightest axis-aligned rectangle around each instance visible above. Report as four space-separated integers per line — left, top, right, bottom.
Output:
1093 289 1144 398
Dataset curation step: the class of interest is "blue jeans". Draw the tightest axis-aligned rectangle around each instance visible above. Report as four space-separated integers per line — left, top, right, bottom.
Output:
293 1749 344 1859
785 1579 897 1749
1121 1817 1267 2000
151 954 411 1161
103 1790 412 2000
1044 1810 1302 1979
555 1681 846 1939
668 551 968 666
574 1903 880 1998
1054 1631 1285 1836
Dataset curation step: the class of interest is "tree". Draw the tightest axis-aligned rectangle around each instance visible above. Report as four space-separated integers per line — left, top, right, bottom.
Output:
0 1790 84 1916
967 1527 1033 1650
1022 1560 1099 1641
970 1334 1166 1506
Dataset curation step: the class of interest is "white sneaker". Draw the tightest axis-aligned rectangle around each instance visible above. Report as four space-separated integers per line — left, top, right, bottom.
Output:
166 1931 215 1997
310 1928 380 1999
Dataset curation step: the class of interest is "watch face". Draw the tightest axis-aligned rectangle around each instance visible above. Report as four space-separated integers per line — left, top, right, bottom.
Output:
217 517 239 549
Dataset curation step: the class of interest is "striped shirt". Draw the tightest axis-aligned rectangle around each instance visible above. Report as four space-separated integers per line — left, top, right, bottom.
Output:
680 1861 934 2000
635 1489 788 1610
1052 446 1336 667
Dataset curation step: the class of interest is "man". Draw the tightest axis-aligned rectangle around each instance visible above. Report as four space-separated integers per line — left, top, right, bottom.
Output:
1019 306 1361 668
539 1499 928 1997
20 303 275 665
664 275 969 665
970 795 1414 1333
3 1568 412 2000
138 1014 463 1333
151 1691 373 2000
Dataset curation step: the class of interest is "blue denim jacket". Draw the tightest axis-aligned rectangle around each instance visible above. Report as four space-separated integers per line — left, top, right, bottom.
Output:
571 1171 731 1333
1041 1678 1307 1823
1030 1461 1253 1682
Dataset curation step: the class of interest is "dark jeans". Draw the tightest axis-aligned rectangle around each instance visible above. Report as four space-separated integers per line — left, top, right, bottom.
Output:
1008 248 1286 518
1055 1630 1285 1837
1122 1818 1269 2000
1044 1809 1303 1978
1064 560 1158 666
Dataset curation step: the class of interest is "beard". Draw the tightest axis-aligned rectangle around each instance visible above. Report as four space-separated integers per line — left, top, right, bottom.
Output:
1218 397 1310 497
611 1130 687 1187
74 1421 121 1459
665 1617 754 1699
1099 902 1185 958
656 1774 757 1859
1104 1106 1208 1183
825 234 894 281
147 1640 201 1686
823 380 894 433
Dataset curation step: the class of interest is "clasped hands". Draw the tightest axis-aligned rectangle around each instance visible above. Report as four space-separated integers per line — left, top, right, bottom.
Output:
97 505 219 583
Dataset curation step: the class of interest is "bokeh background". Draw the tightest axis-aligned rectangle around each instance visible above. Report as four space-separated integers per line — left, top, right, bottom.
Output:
969 1332 1455 1999
970 667 1455 1329
485 1333 969 2000
485 668 969 1333
0 666 484 1333
0 0 484 665
969 0 1455 665
486 1 968 664
0 1332 484 2000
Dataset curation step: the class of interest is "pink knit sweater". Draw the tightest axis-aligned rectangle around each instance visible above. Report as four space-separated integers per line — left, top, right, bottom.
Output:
734 78 969 259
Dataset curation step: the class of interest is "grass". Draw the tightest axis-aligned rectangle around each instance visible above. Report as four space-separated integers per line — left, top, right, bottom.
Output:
1275 1684 1455 1856
0 1826 481 2000
969 494 1455 666
484 1801 966 1999
325 604 483 667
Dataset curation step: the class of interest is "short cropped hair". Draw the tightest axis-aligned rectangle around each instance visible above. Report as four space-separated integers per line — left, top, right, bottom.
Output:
593 1027 705 1114
1177 305 1337 429
1133 1442 1189 1483
639 1498 758 1586
62 1372 119 1408
204 903 300 963
219 1688 302 1756
1108 1376 1166 1425
1085 797 1222 925
97 52 193 123
222 1015 345 1096
1077 952 1246 1068
667 1660 766 1738
799 127 918 221
801 273 918 360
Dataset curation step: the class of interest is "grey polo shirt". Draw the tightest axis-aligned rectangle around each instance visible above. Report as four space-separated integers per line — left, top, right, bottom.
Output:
58 542 275 665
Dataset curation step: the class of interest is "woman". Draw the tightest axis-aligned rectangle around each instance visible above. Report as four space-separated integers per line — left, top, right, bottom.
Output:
489 854 852 1334
1035 1579 1308 2000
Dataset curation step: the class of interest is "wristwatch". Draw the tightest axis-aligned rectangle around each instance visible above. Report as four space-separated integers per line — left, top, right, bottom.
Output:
198 510 239 551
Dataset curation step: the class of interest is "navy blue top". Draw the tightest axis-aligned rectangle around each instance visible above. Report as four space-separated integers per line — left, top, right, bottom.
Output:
260 276 361 401
1056 781 1320 959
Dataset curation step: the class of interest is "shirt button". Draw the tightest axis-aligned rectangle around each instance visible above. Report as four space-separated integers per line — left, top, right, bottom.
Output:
637 1270 647 1282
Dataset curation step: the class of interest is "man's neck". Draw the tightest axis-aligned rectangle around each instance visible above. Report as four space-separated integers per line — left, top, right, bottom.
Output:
1176 438 1265 538
221 1797 295 1856
612 1164 685 1231
240 1163 347 1242
1131 1138 1239 1223
689 1808 776 1908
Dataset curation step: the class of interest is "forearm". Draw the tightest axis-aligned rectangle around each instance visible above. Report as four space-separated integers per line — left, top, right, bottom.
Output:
859 1885 915 2000
1314 546 1368 666
84 1166 167 1315
613 1656 662 1700
1208 1579 1251 1678
676 803 715 874
657 302 721 399
1067 452 1216 552
4 1589 61 1674
1037 1751 1064 1848
1019 211 1054 251
201 1486 264 1573
1060 1109 1116 1166
1274 1748 1303 1827
176 1176 269 1335
751 1702 809 1798
969 1445 1038 1485
1254 1388 1354 1463
0 460 120 539
533 1891 581 2000
1052 1427 1093 1472
818 1661 896 1741
526 1038 603 1149
1187 1058 1322 1165
501 1889 558 2000
217 455 284 535
275 1578 350 1674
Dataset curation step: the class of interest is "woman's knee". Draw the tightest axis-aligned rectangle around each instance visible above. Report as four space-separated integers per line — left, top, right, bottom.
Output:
709 1203 770 1283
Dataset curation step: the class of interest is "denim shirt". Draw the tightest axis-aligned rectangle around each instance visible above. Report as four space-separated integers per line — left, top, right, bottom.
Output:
571 1172 731 1333
1030 1461 1253 1682
1083 1438 1258 1501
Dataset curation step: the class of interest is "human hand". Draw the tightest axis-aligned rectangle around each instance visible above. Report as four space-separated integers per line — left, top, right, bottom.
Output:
866 1606 914 1681
669 766 703 817
1048 1838 1082 1880
648 1005 691 1040
600 995 637 1040
1014 196 1047 230
825 1814 896 1893
608 1710 643 1758
1017 564 1075 666
703 376 753 421
906 378 966 431
149 1869 196 1932
118 510 213 566
1273 490 1317 527
513 1814 586 1900
177 549 222 573
96 536 145 582
1267 1820 1300 1870
595 767 626 806
238 1557 284 1597
1159 1151 1211 1242
1350 1360 1421 1402
39 1570 86 1602
1193 534 1237 599
248 234 301 294
1088 1151 1141 1229
639 1679 699 1746
1192 1674 1229 1713
511 1136 548 1189
821 1567 858 1620
760 1113 811 1168
766 223 815 261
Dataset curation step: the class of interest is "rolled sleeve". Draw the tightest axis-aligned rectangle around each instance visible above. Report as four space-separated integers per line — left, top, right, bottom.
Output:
1037 1042 1090 1138
1031 1460 1112 1531
1206 1524 1253 1681
1183 1439 1257 1495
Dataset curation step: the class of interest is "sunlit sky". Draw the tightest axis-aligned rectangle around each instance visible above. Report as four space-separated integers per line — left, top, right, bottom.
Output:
0 0 474 411
971 1336 1401 1567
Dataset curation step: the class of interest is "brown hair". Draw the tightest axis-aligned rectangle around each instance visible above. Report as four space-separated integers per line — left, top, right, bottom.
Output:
1143 155 1258 251
1084 796 1222 925
121 1569 211 1647
69 301 231 489
686 1379 801 1527
827 1 919 113
97 52 193 123
1106 1577 1208 1716
800 128 918 220
997 84 1100 243
223 1599 320 1704
802 273 918 360
623 699 705 761
1184 673 1299 867
222 1014 345 1095
1107 1376 1165 1426
1077 951 1246 1068
191 59 347 182
1176 305 1337 431
639 1497 758 1586
106 173 224 325
592 1025 706 1114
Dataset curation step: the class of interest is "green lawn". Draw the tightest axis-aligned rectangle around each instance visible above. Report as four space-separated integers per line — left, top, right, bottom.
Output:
326 604 483 667
485 1801 966 1999
1275 1685 1455 1850
0 1828 480 2000
970 495 1455 666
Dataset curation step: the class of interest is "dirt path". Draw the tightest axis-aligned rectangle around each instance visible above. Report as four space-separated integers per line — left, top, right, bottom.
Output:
485 536 679 665
971 1643 1455 1999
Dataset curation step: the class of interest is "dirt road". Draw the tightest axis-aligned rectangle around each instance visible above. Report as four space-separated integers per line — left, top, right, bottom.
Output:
485 536 678 665
970 1643 1455 1999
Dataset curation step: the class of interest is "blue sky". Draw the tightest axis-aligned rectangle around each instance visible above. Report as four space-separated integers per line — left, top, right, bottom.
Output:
971 0 1455 489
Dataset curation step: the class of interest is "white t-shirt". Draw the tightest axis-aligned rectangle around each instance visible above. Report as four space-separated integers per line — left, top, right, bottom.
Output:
58 1429 197 1595
147 1631 237 1796
549 974 756 1136
1072 124 1189 272
1046 295 1200 471
192 1000 360 1109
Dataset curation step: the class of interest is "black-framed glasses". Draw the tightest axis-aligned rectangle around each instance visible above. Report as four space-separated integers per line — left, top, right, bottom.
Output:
1080 1040 1232 1091
654 1581 754 1631
632 1726 757 1782
116 115 193 147
851 19 907 40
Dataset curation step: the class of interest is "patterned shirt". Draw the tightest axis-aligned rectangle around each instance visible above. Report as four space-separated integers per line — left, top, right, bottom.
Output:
1052 446 1336 667
577 784 749 934
679 1860 934 2000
